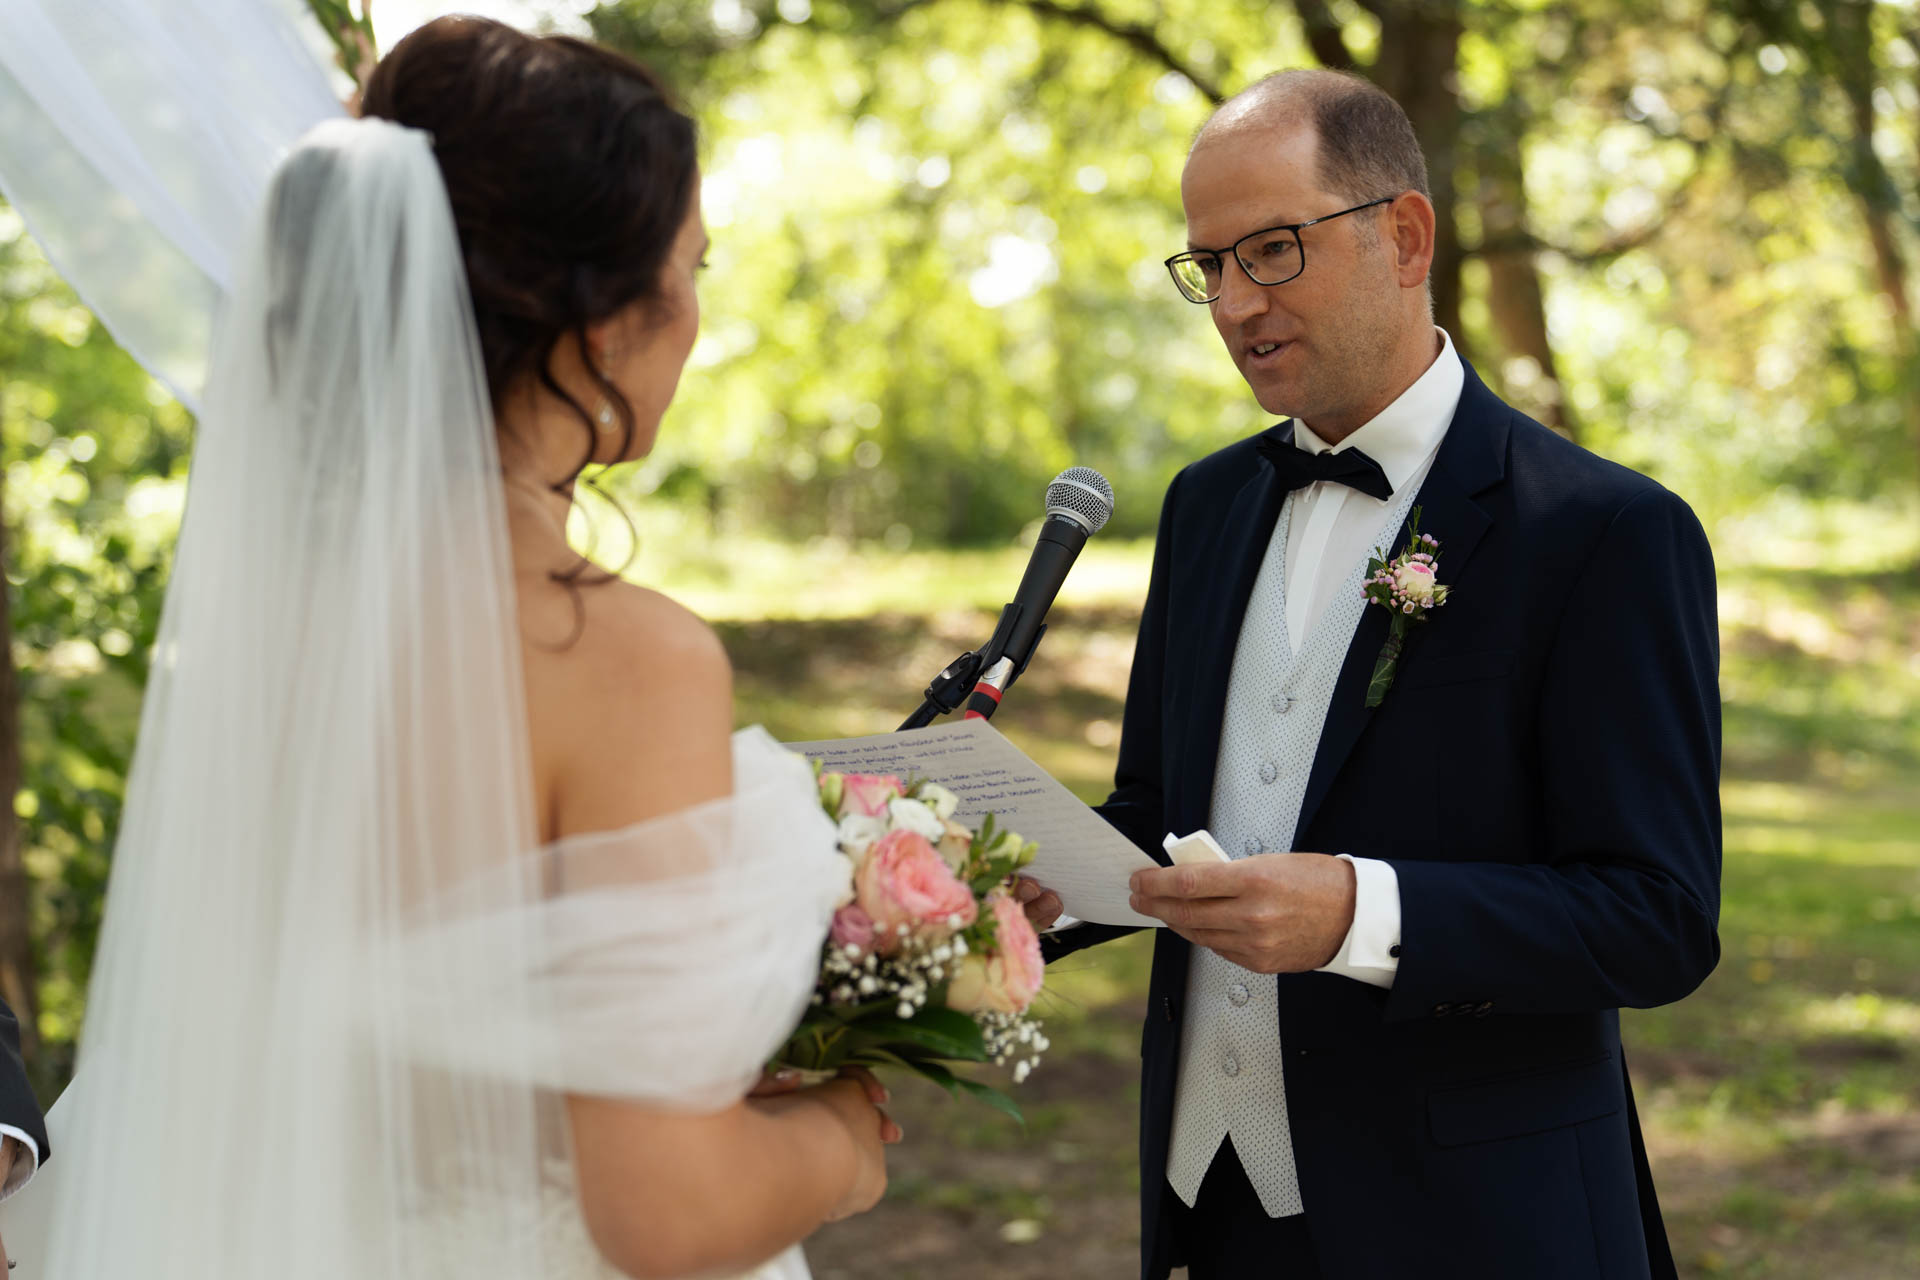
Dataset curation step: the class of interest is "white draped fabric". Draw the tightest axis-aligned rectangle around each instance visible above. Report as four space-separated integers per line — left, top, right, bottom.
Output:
0 0 343 410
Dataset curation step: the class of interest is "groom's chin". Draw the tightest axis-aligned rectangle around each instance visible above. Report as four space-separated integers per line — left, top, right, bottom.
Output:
1241 375 1304 422
1253 397 1304 426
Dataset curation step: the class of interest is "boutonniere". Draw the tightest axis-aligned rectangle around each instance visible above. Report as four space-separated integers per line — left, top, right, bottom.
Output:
1361 506 1449 708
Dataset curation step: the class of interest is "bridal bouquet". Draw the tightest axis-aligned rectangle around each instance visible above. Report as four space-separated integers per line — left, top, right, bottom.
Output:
774 769 1050 1120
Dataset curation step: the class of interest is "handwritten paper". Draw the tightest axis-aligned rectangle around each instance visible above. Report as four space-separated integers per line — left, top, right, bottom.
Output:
786 719 1160 928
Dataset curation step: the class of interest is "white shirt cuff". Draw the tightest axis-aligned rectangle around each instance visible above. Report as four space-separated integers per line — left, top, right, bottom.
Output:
0 1124 41 1202
1314 855 1401 989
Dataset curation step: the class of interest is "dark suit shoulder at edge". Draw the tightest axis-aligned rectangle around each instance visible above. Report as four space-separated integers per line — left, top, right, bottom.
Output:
1500 406 1702 533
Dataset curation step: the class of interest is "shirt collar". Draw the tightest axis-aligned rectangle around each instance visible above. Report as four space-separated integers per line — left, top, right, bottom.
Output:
1294 328 1464 494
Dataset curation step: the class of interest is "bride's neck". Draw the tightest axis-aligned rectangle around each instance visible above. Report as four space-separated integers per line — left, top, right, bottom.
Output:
495 397 590 573
501 474 573 547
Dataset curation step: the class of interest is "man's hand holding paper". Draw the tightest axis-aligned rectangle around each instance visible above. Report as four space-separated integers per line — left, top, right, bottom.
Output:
1127 851 1359 974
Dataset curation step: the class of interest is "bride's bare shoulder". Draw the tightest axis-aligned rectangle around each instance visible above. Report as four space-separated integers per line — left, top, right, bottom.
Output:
571 579 727 680
519 578 734 840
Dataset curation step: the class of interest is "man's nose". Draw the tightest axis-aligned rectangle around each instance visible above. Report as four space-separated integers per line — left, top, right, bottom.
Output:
1212 255 1270 325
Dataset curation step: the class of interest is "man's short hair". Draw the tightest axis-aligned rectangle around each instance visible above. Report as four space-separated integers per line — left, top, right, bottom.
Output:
1210 70 1431 206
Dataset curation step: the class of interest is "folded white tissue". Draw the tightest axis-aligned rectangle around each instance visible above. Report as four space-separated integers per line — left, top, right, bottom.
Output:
1162 830 1232 866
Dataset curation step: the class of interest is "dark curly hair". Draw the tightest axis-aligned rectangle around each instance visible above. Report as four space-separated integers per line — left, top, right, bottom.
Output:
360 17 698 592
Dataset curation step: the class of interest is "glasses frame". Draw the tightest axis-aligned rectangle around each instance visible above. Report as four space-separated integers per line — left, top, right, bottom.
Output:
1164 196 1398 303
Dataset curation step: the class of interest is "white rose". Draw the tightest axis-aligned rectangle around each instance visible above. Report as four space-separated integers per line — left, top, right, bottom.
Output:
836 814 888 871
830 854 857 908
1394 560 1438 605
886 796 947 843
916 783 960 822
937 818 974 873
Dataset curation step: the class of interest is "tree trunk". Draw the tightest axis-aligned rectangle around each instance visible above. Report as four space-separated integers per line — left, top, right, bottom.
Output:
1476 123 1576 440
1367 0 1465 341
1289 0 1359 72
0 496 37 1056
1856 188 1920 508
1815 0 1920 513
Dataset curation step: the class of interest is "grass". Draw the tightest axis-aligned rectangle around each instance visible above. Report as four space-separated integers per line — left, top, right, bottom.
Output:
690 525 1920 1279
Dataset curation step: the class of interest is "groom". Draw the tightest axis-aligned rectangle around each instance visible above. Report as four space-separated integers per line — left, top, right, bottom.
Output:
0 998 49 1270
1022 70 1721 1279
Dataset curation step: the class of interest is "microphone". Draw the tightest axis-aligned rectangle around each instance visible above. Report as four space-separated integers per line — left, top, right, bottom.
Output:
963 466 1114 721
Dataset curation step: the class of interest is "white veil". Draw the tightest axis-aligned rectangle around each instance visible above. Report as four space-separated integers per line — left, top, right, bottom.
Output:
0 0 343 410
33 115 563 1277
0 16 849 1278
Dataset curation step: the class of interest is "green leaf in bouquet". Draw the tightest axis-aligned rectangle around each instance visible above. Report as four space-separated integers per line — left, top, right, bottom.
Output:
969 868 1011 895
842 1007 988 1061
907 1006 992 1051
819 994 907 1024
782 1020 853 1071
817 771 844 820
951 1076 1028 1127
966 827 1036 894
780 995 918 1069
908 1058 963 1095
908 1060 1026 1127
838 1045 924 1073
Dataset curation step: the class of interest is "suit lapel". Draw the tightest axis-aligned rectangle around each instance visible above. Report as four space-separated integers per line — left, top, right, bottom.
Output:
1294 358 1509 839
1175 428 1290 834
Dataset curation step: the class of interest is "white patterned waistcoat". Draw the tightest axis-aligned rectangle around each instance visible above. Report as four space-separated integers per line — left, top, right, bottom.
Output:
1165 479 1422 1217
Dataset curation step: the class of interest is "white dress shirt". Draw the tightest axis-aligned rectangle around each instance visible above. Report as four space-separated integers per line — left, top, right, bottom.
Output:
0 1125 40 1201
1302 328 1463 990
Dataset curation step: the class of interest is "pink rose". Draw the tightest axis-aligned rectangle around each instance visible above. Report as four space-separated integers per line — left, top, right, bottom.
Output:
839 773 906 819
830 904 876 953
855 829 977 953
946 890 1045 1015
1393 559 1437 605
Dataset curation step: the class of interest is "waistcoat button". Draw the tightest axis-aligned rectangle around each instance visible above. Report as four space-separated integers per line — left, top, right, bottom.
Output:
1228 983 1250 1007
1259 761 1278 785
1223 1053 1240 1078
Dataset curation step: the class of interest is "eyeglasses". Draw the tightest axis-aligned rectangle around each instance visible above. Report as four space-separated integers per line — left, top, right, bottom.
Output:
1164 196 1397 304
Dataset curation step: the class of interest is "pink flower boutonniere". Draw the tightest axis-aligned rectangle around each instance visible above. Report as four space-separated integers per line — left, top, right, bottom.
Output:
1361 506 1450 708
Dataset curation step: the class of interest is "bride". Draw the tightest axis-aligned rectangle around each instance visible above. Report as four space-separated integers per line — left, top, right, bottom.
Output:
4 14 896 1279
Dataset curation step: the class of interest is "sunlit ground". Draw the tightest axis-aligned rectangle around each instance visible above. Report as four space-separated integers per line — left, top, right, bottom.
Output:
647 503 1920 1279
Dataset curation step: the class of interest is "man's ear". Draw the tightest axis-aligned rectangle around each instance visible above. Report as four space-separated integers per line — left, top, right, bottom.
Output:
1390 191 1438 289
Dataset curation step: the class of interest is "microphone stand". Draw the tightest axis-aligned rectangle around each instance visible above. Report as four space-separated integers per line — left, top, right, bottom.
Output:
896 602 1048 731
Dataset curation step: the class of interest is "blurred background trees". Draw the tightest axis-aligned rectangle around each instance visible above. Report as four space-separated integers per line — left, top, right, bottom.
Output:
574 0 1919 538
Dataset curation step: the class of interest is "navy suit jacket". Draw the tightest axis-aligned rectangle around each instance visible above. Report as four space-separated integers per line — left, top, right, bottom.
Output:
1047 358 1721 1279
1 999 47 1178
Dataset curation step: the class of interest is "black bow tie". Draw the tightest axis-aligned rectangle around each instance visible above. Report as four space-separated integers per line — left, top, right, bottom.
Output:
1256 430 1394 501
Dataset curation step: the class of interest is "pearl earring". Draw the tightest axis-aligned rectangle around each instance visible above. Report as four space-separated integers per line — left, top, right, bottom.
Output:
595 359 618 433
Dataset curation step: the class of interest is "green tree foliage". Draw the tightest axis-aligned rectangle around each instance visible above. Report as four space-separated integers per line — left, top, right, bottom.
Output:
1 207 191 1087
591 0 1256 544
585 0 1920 537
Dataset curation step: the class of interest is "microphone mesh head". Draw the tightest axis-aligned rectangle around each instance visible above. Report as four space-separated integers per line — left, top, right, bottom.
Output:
1046 466 1115 534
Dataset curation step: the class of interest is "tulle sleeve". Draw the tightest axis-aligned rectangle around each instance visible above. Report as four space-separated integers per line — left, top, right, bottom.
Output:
382 727 847 1111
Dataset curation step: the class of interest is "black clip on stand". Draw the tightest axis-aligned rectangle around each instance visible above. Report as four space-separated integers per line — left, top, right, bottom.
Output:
897 602 1047 731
